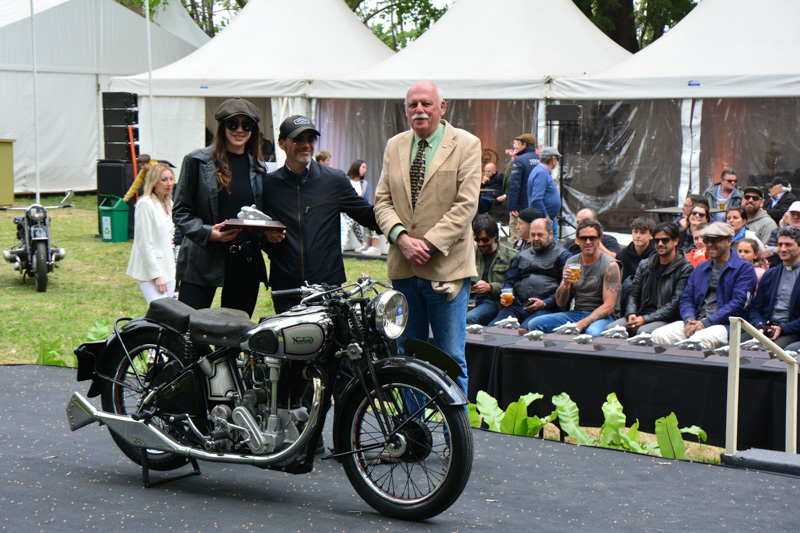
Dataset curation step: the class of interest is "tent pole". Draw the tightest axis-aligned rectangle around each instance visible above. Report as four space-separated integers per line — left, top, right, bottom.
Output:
30 0 40 203
145 0 155 153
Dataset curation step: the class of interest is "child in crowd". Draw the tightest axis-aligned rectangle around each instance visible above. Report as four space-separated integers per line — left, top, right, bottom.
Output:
734 238 767 286
686 222 709 267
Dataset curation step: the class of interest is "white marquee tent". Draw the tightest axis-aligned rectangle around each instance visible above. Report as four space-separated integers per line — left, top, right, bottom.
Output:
0 0 208 193
550 0 800 206
109 0 394 167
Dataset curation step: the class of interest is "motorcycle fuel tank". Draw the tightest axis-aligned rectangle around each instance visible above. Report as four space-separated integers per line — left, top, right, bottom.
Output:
240 306 332 360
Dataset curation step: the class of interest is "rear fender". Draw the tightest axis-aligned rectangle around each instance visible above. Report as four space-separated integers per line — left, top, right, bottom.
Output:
73 318 183 397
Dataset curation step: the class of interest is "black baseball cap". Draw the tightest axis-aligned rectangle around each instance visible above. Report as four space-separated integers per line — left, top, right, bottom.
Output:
279 115 320 140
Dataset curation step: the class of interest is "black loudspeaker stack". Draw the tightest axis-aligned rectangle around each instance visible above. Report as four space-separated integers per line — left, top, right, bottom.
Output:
102 92 139 160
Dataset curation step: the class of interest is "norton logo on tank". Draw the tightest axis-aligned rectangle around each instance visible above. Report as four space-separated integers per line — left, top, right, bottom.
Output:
283 325 323 354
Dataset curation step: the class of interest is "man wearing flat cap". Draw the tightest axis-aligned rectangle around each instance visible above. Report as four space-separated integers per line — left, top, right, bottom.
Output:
651 222 757 349
261 114 379 312
506 133 540 242
526 146 562 240
742 186 776 243
766 174 797 224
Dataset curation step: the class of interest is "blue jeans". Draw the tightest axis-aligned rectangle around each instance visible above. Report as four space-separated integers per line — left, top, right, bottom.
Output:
525 310 614 337
392 276 470 397
466 298 499 325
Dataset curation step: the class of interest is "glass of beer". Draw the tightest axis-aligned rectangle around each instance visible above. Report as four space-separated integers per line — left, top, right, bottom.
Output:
718 201 726 211
501 288 514 307
569 264 581 282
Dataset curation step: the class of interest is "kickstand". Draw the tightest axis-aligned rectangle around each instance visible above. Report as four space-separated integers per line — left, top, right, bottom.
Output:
140 449 201 488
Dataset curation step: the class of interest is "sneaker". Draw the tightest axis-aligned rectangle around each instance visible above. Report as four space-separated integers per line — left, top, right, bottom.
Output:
362 246 382 256
355 244 369 253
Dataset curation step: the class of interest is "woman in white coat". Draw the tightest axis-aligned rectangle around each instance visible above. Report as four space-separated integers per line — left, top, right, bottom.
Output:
126 163 176 302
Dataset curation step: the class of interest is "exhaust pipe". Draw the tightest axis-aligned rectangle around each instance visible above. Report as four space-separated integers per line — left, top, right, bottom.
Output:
65 380 325 466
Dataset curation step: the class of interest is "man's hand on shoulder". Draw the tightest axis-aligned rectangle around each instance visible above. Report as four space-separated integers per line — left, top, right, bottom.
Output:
397 233 432 266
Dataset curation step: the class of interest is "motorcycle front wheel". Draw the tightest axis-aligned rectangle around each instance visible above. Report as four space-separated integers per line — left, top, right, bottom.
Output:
100 329 190 471
336 371 473 521
33 241 47 292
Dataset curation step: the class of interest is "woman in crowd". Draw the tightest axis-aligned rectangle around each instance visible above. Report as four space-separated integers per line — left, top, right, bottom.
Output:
682 202 710 252
126 163 176 303
173 98 281 317
345 159 380 255
676 194 709 249
726 206 764 251
686 222 709 267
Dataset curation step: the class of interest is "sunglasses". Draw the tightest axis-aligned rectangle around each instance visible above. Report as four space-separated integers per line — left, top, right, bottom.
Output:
744 194 762 201
225 118 256 132
690 210 707 217
474 237 494 244
724 179 738 183
653 237 673 244
702 236 726 245
290 134 318 144
576 235 599 242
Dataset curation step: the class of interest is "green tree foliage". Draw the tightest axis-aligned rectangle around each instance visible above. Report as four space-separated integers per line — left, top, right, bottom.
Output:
346 0 449 51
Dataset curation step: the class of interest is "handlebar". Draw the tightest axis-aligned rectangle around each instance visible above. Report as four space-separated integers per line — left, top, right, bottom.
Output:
270 288 304 300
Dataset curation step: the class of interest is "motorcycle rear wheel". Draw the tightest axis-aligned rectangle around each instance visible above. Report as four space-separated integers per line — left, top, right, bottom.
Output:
336 371 473 521
33 241 47 292
100 329 190 471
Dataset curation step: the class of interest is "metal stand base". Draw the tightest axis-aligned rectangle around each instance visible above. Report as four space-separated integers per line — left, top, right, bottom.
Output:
140 450 201 488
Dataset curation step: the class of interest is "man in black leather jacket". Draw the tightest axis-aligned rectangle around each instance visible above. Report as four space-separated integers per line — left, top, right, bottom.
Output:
603 222 694 335
262 115 379 312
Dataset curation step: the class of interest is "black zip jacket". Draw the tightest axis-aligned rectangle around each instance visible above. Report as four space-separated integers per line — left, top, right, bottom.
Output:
261 160 379 290
625 250 694 324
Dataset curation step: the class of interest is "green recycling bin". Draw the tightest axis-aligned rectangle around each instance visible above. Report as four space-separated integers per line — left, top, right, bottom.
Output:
98 195 129 242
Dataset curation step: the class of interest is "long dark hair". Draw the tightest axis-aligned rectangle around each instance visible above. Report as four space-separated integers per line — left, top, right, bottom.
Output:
346 159 366 180
211 119 265 192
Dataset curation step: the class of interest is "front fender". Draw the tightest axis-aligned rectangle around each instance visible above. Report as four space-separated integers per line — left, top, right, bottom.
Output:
333 356 466 451
73 318 183 397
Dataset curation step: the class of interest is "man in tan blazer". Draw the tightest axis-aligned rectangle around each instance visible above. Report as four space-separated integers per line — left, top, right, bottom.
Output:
374 81 482 396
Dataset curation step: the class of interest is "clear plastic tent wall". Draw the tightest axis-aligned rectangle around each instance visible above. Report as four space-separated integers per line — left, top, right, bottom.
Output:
315 99 538 203
700 98 800 189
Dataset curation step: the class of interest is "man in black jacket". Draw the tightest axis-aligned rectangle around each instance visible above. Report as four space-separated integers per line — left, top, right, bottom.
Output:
506 134 540 242
603 222 694 335
766 175 797 224
262 115 379 312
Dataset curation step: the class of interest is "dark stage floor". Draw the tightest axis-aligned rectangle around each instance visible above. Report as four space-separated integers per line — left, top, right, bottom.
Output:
2 365 799 532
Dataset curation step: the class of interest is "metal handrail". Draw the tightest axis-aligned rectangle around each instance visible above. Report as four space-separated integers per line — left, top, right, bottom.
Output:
726 317 798 456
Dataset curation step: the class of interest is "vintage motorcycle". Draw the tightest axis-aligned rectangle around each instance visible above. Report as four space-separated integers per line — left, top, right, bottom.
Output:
1 190 73 292
66 276 473 521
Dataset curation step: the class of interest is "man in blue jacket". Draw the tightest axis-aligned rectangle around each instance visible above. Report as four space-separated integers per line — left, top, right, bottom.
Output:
506 133 539 242
526 146 561 240
651 222 757 348
747 225 800 348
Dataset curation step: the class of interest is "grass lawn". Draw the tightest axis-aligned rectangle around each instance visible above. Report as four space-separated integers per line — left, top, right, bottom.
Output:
0 192 389 365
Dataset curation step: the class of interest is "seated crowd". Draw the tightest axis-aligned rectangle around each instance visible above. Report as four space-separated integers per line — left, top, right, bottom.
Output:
468 180 800 352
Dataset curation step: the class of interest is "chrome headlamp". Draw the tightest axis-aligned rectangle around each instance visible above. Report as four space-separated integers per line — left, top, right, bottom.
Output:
368 290 408 340
27 205 46 221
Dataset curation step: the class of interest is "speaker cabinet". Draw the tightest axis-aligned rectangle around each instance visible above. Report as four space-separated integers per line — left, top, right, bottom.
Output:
102 92 139 160
545 104 582 123
96 160 135 235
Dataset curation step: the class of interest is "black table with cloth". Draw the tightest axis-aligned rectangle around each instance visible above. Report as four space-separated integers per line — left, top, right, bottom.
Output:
464 335 798 452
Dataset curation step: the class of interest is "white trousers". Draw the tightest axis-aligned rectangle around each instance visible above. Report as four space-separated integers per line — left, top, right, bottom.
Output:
651 320 729 349
138 280 176 304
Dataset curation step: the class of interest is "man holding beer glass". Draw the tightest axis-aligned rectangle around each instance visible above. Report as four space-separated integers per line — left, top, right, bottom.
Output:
526 218 621 337
704 169 743 222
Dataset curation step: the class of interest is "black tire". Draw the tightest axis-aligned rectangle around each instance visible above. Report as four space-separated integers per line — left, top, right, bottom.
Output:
33 241 47 292
336 370 473 521
100 329 190 471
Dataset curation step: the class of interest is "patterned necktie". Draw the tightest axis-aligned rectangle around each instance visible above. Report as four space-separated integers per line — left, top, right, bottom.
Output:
409 139 428 209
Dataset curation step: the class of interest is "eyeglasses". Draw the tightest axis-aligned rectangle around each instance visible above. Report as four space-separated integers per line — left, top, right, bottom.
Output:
576 235 599 243
474 237 494 244
653 237 673 244
225 118 256 132
290 134 318 144
690 210 707 217
744 194 762 201
702 236 726 245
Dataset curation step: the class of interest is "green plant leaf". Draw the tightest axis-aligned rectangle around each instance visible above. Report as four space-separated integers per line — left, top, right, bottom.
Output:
468 403 481 428
527 410 558 437
680 425 707 443
475 390 504 431
655 412 686 459
599 392 626 448
36 335 70 367
552 393 596 446
499 399 527 435
86 321 110 342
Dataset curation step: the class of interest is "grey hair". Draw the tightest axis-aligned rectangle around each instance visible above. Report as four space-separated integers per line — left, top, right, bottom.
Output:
540 155 556 165
405 82 444 105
